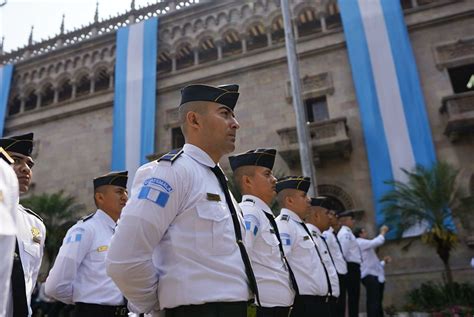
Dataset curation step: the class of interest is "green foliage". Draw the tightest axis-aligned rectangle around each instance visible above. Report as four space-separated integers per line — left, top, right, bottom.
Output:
406 282 474 312
380 161 474 284
21 191 85 265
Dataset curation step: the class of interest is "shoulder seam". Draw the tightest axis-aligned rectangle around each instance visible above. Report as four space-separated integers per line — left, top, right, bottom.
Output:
23 207 43 222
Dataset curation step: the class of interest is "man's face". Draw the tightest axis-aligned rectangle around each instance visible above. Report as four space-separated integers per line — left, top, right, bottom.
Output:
248 166 277 205
289 190 311 219
327 210 338 227
340 215 355 229
200 103 240 156
97 185 129 217
316 207 331 231
10 151 34 194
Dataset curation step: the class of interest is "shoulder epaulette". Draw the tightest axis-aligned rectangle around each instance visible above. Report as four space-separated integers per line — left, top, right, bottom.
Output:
24 208 43 222
243 198 255 205
157 148 184 164
281 214 290 221
79 212 95 222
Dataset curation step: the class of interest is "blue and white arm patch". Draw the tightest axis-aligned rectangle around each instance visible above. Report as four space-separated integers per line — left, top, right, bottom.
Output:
138 178 173 208
65 228 85 244
244 214 260 236
280 233 292 246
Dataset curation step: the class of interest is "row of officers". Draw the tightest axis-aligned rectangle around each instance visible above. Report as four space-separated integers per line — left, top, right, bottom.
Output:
0 83 390 317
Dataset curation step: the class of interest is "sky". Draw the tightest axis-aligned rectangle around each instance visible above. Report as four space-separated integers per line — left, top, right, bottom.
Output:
0 0 158 53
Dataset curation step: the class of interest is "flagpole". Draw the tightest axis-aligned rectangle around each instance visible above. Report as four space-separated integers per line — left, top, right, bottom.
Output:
280 0 318 196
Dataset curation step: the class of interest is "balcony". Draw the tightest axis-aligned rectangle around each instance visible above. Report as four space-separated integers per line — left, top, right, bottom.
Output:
440 91 474 141
277 117 352 167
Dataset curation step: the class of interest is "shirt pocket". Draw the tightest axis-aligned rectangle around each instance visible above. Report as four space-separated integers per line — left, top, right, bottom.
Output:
260 230 280 256
194 199 237 256
90 245 108 262
22 241 41 282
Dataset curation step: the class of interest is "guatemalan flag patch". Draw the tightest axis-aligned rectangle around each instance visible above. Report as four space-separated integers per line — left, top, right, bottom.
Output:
138 178 173 207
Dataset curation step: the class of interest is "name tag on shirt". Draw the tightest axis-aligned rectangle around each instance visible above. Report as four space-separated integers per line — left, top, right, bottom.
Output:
97 245 108 252
304 236 310 241
206 193 221 202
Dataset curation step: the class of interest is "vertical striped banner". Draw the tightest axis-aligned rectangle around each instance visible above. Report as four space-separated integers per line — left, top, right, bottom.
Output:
0 64 14 137
339 0 437 232
112 18 158 186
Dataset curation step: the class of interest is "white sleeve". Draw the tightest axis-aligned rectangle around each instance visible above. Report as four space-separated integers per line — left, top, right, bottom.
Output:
277 221 295 256
357 235 385 251
242 206 262 249
106 162 182 313
45 224 91 304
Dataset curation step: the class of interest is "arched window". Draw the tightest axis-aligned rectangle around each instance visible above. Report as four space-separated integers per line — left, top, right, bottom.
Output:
198 37 218 64
41 84 55 107
58 79 73 102
326 3 341 30
271 16 285 44
246 23 268 51
157 51 172 74
222 30 242 58
8 96 21 116
24 90 37 111
76 74 91 97
94 68 110 92
176 43 194 70
297 7 321 37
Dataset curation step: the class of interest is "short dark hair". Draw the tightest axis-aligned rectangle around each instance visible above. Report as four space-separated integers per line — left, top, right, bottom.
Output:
353 227 365 238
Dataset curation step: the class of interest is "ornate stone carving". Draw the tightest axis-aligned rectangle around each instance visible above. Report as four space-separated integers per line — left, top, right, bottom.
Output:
286 72 334 102
318 184 355 210
434 37 474 69
440 91 474 141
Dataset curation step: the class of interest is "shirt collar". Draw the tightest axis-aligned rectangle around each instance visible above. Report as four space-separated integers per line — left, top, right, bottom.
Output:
183 143 217 168
280 208 304 223
96 209 116 230
307 223 322 235
242 195 273 215
341 225 351 233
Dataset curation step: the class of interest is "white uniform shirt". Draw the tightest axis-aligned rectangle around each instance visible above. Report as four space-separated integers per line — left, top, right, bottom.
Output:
276 208 329 297
0 161 18 317
306 224 340 297
337 225 362 264
106 144 250 313
241 195 294 307
357 235 386 282
6 204 46 317
45 209 124 305
322 228 348 275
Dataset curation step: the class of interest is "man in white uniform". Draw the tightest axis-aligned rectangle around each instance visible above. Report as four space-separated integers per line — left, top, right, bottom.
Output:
229 148 298 317
106 84 258 317
0 133 46 317
322 209 348 317
305 197 340 311
0 148 19 317
355 225 390 317
45 171 129 317
275 177 331 317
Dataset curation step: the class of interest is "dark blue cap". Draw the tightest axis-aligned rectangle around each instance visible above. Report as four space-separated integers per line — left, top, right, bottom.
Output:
179 84 240 110
311 196 328 207
93 171 128 190
0 133 34 156
276 176 311 193
337 210 355 218
229 148 276 171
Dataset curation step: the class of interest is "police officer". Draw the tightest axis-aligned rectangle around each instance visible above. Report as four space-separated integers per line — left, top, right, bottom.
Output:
305 197 340 314
0 148 19 317
322 210 348 317
275 177 331 317
229 148 298 317
45 171 129 317
337 210 361 317
0 133 46 317
106 84 258 317
355 225 390 317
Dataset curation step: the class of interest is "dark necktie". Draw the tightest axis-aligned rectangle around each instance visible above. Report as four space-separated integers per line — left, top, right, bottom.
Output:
210 165 261 306
12 239 29 317
333 231 347 262
262 211 300 295
299 222 333 298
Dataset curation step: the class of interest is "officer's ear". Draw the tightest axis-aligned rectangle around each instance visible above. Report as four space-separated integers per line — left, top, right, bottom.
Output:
186 111 201 130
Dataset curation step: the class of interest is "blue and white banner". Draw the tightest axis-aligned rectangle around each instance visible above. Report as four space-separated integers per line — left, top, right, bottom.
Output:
112 18 158 185
339 0 436 228
0 64 14 136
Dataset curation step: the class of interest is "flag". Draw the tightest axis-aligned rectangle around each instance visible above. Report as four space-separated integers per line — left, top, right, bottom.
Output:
0 64 14 136
339 0 437 231
112 17 158 185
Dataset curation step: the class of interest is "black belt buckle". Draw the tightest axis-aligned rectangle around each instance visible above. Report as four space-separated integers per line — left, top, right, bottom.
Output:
115 306 128 316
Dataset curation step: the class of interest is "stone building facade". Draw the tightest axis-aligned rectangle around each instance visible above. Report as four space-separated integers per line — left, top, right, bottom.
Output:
1 0 473 309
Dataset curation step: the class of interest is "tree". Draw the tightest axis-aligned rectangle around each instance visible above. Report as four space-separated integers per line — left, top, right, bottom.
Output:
380 161 473 285
21 191 85 266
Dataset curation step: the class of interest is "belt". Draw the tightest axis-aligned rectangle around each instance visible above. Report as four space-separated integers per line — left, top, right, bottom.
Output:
75 302 128 316
295 294 332 304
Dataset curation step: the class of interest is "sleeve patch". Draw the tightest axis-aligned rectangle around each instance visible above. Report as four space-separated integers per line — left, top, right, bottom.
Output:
244 214 260 236
280 233 291 246
66 233 82 244
143 178 173 193
138 186 170 208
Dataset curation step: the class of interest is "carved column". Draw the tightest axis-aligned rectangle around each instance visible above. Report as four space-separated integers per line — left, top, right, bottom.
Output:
216 40 223 60
109 74 114 89
171 53 177 73
241 34 247 53
19 96 26 114
266 28 273 46
35 91 41 109
320 16 327 32
71 81 77 99
193 48 199 66
53 85 59 104
90 75 96 94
